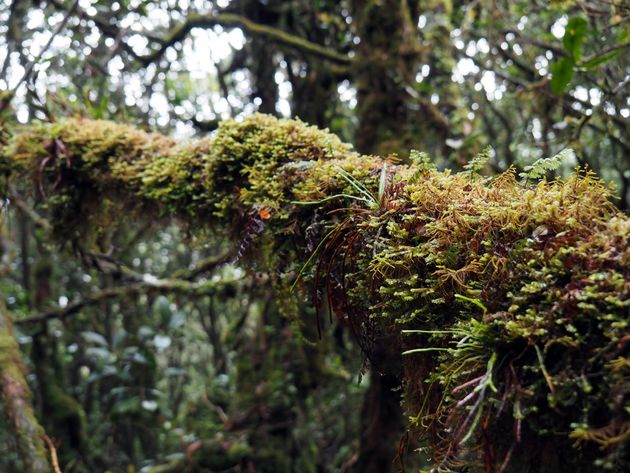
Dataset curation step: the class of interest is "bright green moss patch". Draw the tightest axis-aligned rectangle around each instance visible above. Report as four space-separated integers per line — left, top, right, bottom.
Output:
1 114 628 472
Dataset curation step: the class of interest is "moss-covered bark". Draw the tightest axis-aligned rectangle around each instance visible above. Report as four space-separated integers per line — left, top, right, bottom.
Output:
0 300 50 473
0 114 628 472
351 0 425 157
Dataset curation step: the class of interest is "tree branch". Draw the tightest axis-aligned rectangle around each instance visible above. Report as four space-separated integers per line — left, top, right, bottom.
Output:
500 29 567 57
466 54 630 153
0 0 78 114
1 114 628 470
133 13 353 67
9 192 51 231
16 276 240 325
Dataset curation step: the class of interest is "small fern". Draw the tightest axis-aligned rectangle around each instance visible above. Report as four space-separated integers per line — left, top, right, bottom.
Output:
519 148 574 181
463 146 493 174
410 149 436 170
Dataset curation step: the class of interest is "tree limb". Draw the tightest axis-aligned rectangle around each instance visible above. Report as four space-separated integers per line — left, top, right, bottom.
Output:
133 12 353 67
15 276 240 325
1 114 628 471
49 0 352 69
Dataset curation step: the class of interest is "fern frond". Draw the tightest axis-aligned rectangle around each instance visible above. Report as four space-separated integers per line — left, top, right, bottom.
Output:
410 149 436 171
464 146 493 174
519 148 575 181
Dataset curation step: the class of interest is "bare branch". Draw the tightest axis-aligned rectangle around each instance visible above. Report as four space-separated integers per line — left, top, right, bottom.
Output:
16 277 239 325
9 193 52 231
49 0 352 69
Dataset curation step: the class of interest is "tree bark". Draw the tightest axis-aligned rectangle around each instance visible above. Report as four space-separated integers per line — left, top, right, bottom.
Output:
0 300 50 473
351 0 425 157
352 331 403 473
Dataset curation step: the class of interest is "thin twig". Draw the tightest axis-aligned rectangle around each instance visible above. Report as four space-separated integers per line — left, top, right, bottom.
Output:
0 0 78 114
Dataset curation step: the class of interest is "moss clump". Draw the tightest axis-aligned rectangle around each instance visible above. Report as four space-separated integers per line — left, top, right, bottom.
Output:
207 113 354 198
371 169 628 470
1 114 628 472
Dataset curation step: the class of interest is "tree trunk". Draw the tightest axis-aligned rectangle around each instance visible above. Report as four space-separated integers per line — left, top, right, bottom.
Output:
0 301 50 473
351 0 424 157
350 3 420 470
352 331 403 473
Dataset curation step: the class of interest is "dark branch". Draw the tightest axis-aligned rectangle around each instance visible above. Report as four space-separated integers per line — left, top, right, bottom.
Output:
130 13 353 67
16 277 239 325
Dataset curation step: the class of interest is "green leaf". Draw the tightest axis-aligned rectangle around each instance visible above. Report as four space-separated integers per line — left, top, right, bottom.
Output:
81 330 108 347
550 57 574 94
579 49 622 69
454 294 488 316
152 295 172 324
563 17 588 61
111 397 141 415
334 165 377 205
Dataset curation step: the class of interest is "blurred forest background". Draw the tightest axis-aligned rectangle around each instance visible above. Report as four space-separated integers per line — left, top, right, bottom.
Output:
0 1 628 472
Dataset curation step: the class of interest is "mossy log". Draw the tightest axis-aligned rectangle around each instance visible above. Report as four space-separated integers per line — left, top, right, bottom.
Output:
0 300 50 472
0 114 628 472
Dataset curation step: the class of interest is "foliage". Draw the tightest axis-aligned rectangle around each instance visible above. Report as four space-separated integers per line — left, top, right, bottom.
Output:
519 148 575 181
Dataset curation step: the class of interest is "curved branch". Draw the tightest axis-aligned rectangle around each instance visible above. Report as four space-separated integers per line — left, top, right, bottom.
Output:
48 1 353 79
16 277 240 325
133 12 353 67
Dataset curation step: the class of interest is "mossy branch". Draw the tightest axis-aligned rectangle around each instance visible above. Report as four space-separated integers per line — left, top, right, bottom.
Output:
1 114 628 471
131 12 352 67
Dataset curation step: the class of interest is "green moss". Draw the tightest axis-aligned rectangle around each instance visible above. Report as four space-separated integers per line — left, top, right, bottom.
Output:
1 114 628 472
207 113 356 218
